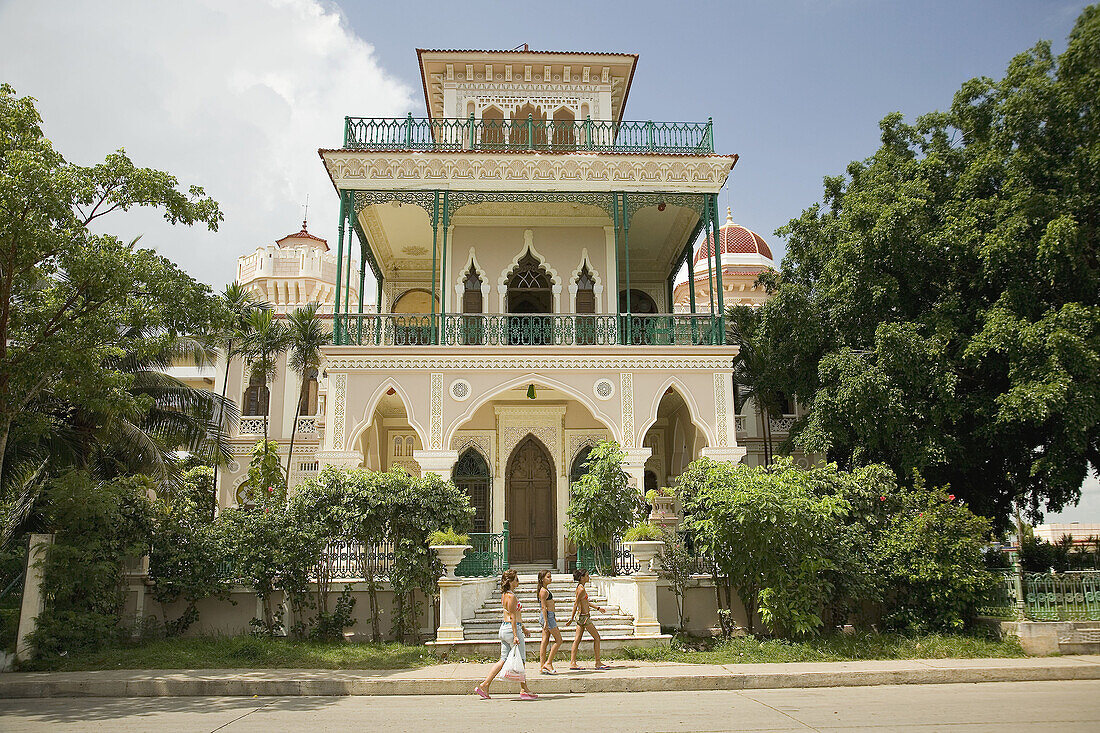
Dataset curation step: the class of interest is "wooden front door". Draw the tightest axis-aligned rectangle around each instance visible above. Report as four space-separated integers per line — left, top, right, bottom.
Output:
506 436 555 564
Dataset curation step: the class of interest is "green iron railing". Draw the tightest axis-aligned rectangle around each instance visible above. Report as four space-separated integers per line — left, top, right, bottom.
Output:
980 570 1100 620
456 521 509 577
336 313 723 347
577 538 639 576
343 114 714 155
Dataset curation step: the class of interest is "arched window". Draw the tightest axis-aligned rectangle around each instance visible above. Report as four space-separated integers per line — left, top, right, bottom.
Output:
570 446 594 484
453 449 491 533
461 264 484 345
243 371 269 416
575 266 596 314
405 436 415 455
394 435 404 457
506 251 553 345
511 103 547 148
481 106 505 148
552 107 575 149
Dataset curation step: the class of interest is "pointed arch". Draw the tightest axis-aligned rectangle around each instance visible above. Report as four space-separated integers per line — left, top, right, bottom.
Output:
443 372 621 448
453 246 491 304
636 375 715 448
347 378 430 452
568 248 605 314
496 230 562 312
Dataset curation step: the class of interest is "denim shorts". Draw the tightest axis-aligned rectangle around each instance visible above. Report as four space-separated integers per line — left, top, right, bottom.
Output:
542 611 558 630
498 622 525 660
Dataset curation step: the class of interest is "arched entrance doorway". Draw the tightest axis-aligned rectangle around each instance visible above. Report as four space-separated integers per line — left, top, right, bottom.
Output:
506 435 555 564
453 448 491 533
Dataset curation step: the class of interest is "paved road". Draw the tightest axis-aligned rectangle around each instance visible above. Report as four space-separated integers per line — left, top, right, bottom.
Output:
1 680 1098 732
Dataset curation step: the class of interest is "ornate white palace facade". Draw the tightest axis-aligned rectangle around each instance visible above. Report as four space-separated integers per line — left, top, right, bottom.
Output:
211 47 805 571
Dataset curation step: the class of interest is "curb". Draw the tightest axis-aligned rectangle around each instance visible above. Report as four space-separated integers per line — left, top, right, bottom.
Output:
2 662 1100 697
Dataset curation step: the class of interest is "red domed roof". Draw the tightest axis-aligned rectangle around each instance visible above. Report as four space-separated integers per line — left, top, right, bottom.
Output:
276 220 328 250
694 209 772 264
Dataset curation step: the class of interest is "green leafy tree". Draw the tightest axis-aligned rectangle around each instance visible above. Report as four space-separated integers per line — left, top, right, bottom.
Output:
762 8 1100 526
213 283 265 490
284 303 330 481
565 440 645 575
678 457 847 637
239 440 286 507
0 84 223 490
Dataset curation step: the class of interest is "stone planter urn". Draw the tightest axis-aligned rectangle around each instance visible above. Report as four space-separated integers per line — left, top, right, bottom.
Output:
623 540 664 575
649 495 678 528
430 544 472 580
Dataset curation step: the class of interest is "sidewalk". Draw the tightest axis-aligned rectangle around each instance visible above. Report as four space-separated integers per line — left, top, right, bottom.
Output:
2 655 1099 697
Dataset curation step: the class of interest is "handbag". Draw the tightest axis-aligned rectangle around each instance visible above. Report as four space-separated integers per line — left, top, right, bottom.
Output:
502 643 525 681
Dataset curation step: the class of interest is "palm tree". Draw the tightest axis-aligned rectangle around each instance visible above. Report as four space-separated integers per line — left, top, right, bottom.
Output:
284 303 331 481
214 284 264 490
726 305 781 466
241 308 291 447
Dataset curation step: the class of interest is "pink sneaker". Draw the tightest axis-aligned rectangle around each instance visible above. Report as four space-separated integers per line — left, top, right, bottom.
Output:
519 691 538 700
474 685 490 699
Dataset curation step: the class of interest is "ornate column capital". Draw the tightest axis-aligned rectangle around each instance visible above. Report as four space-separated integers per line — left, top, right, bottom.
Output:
700 446 747 464
414 449 460 479
620 446 653 468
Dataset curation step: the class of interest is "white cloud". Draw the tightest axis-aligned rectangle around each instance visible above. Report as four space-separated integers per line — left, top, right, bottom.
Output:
0 0 414 289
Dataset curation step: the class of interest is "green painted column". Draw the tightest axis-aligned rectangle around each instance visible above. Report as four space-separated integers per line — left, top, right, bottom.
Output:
357 238 367 346
711 194 726 338
429 191 439 344
612 193 622 344
343 219 354 339
333 191 346 344
704 198 716 316
439 190 450 344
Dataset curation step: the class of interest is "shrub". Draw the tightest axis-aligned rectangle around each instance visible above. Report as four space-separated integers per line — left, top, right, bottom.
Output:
29 472 153 658
148 511 231 636
623 522 663 542
656 527 696 633
873 480 994 632
566 440 647 575
428 528 470 546
678 457 846 638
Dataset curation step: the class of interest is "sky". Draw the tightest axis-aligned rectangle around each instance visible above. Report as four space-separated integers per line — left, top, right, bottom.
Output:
0 0 1095 522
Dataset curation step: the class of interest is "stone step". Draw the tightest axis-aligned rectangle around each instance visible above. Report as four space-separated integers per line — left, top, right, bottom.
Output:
469 605 624 619
465 614 634 627
462 624 637 640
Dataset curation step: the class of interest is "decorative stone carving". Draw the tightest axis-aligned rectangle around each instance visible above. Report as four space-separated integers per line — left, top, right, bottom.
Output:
620 372 635 447
566 431 610 467
430 373 444 449
450 378 472 401
324 355 732 371
323 151 735 194
713 372 728 447
495 405 566 476
333 373 347 449
593 378 614 400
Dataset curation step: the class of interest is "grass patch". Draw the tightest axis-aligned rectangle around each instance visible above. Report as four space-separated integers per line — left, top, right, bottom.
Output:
21 636 440 672
21 630 1026 671
614 630 1026 664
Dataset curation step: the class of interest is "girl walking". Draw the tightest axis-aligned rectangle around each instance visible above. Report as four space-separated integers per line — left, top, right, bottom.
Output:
536 569 563 673
567 568 610 670
475 569 538 700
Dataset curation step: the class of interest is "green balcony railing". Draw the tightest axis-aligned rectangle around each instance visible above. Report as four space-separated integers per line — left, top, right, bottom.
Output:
343 115 714 155
455 521 509 577
335 313 723 347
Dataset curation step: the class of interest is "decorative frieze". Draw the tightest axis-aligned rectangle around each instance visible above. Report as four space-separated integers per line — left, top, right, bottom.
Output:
332 373 347 449
430 373 444 449
324 151 734 194
323 355 732 371
620 372 635 447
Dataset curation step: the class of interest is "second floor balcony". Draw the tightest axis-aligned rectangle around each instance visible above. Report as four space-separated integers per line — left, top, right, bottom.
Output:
342 115 714 156
332 312 724 347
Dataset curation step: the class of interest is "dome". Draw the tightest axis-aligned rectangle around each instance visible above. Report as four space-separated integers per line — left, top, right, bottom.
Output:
693 208 772 265
276 220 328 250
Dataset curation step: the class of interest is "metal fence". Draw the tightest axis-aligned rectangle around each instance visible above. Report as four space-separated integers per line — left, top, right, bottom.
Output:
456 523 509 577
337 313 723 347
980 570 1100 621
343 115 714 155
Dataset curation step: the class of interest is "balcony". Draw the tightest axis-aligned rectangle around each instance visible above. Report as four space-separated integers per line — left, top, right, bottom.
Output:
333 313 724 347
342 115 714 155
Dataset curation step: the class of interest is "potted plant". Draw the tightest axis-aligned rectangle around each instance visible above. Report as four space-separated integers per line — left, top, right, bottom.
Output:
428 528 472 579
622 521 665 575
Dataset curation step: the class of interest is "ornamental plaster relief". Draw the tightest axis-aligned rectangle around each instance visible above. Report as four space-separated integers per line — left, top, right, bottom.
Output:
323 152 734 194
323 355 732 371
495 405 566 476
566 430 611 468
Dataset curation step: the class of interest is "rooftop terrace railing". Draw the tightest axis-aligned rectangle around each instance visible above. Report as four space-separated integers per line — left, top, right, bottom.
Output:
342 115 714 155
334 312 724 347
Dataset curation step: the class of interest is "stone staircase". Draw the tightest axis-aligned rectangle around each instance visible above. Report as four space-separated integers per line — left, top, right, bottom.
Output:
1058 622 1100 654
462 575 635 640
